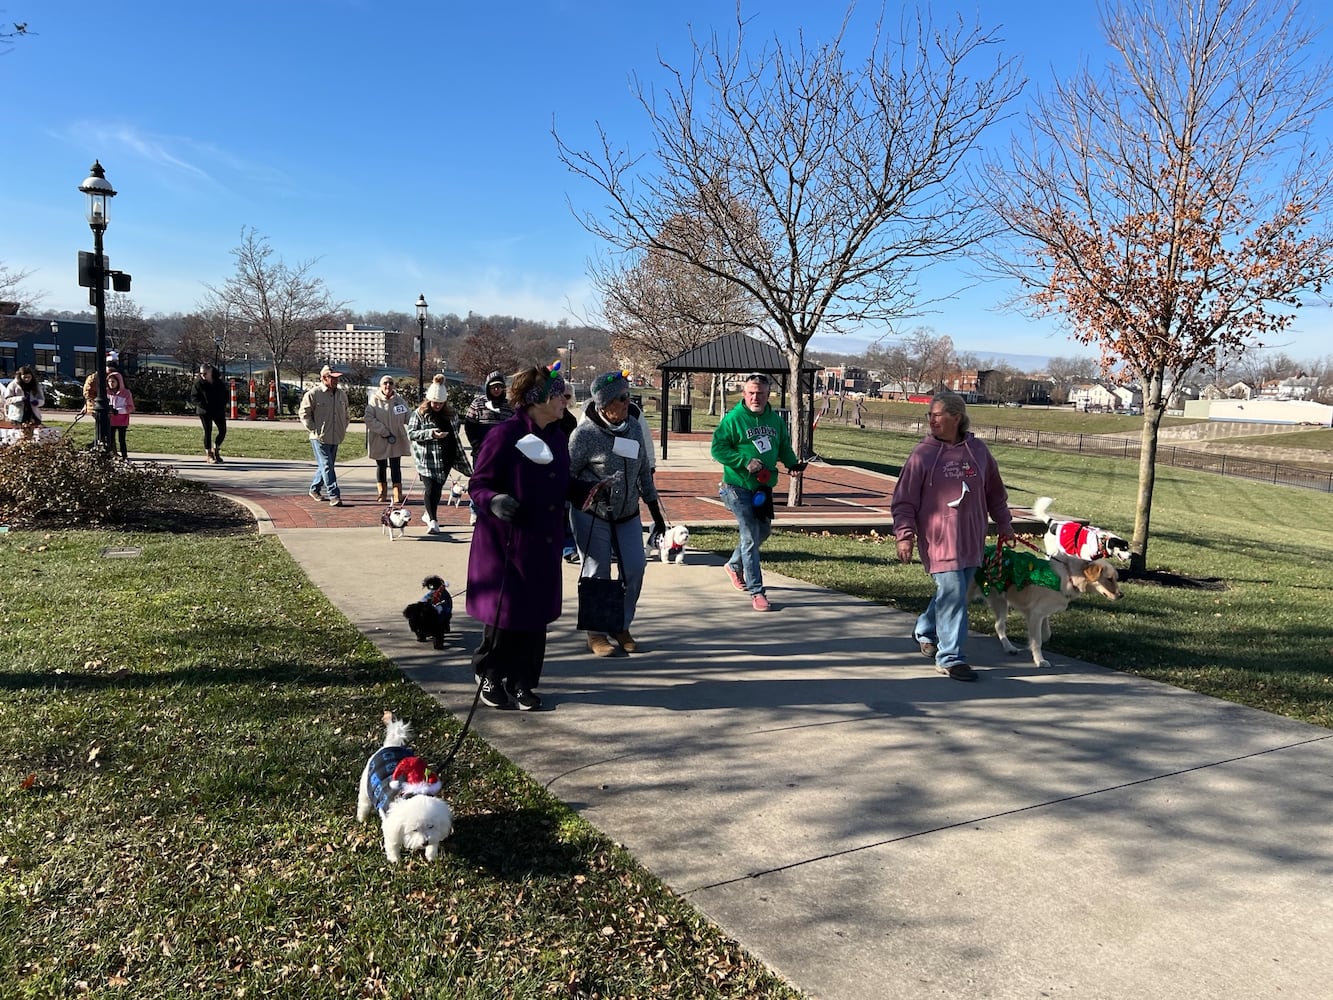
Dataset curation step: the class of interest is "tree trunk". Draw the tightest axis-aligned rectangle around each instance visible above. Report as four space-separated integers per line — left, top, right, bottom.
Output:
786 355 806 506
1130 373 1167 574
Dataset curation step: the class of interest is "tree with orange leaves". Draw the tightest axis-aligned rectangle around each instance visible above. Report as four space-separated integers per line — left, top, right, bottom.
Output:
981 0 1333 571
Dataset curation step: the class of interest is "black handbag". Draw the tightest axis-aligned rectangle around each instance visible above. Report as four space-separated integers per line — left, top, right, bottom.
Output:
575 513 626 633
576 576 626 633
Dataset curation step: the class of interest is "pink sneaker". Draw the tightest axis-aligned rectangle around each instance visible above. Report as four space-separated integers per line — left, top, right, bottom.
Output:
725 564 746 591
751 593 772 612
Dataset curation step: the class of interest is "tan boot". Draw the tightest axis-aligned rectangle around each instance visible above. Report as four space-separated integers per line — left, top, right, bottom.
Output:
612 630 639 653
587 632 620 657
376 483 388 502
393 485 404 505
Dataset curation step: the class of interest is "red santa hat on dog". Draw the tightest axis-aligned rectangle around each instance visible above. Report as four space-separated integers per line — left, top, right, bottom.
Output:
388 755 441 797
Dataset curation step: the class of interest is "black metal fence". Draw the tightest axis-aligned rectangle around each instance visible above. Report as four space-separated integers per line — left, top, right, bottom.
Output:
872 416 1333 494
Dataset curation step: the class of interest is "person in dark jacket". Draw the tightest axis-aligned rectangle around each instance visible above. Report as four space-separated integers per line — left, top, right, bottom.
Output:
462 370 514 458
191 364 229 463
465 363 593 711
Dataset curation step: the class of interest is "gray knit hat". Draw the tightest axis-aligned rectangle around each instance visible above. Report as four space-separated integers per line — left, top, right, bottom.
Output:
592 370 630 408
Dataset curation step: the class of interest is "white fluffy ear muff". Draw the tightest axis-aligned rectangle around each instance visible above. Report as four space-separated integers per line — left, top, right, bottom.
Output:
515 433 553 464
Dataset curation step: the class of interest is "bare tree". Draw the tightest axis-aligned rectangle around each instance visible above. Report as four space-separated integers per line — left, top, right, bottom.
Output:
0 260 41 312
981 0 1333 570
105 295 155 372
205 228 343 385
594 214 763 399
557 8 1021 502
456 323 520 384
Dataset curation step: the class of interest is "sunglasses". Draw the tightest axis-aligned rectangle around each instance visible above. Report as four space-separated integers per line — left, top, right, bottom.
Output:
744 373 771 385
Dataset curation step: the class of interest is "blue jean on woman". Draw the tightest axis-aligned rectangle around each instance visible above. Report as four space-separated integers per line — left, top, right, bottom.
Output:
570 509 647 628
309 440 341 499
914 567 977 669
719 483 773 596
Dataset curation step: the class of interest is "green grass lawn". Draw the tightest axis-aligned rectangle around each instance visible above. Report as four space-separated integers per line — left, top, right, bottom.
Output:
0 529 805 999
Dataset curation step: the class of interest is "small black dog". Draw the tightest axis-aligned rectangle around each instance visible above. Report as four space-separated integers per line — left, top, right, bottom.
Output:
403 576 452 649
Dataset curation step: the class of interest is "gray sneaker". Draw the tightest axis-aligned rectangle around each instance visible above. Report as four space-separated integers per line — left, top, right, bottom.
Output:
328 496 343 507
308 487 324 501
917 638 938 659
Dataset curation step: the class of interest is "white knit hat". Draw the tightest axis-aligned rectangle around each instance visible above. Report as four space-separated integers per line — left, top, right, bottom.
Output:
424 376 449 402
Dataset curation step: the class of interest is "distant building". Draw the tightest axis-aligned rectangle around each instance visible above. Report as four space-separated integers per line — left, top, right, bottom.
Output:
315 324 403 368
0 314 102 380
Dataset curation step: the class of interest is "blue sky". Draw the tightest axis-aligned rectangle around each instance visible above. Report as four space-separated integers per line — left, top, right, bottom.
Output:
2 0 1329 365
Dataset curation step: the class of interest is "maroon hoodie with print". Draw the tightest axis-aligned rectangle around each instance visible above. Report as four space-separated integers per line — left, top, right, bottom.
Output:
890 432 1012 575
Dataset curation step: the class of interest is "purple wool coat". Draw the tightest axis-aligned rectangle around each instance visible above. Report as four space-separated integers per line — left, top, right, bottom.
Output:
465 408 575 632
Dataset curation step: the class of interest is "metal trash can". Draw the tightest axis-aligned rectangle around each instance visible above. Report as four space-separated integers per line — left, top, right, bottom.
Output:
671 404 692 434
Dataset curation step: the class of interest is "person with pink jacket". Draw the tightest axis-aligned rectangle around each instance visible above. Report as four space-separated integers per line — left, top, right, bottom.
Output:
105 369 135 460
891 391 1014 682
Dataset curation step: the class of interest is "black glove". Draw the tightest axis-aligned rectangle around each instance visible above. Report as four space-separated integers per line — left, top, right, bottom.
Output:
489 494 520 521
646 498 667 538
788 461 807 475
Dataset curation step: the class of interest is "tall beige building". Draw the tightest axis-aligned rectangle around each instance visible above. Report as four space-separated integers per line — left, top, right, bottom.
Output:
315 324 404 367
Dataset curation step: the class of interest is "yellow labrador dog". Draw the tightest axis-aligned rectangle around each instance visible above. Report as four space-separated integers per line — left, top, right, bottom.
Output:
970 546 1122 668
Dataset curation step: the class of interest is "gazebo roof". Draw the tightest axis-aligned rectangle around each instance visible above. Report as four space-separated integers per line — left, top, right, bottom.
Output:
658 333 821 374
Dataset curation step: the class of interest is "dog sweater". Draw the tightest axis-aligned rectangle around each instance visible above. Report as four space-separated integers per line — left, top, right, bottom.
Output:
365 745 413 817
1055 521 1109 560
975 545 1061 595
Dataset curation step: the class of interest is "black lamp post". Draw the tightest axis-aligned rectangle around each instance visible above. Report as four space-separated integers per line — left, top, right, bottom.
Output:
79 161 116 451
567 339 575 381
415 294 428 395
49 321 60 380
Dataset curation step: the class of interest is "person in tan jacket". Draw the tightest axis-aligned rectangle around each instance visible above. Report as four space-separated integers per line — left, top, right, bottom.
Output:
364 374 412 503
299 365 351 506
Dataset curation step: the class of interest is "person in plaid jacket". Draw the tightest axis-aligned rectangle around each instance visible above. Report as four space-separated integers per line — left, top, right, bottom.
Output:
407 375 461 535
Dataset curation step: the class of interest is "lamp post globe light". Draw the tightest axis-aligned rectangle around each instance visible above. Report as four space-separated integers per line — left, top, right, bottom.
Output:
79 160 116 451
49 321 60 380
415 294 428 396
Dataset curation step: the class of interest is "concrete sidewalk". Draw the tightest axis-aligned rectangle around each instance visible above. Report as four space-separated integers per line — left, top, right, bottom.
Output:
175 449 1333 1000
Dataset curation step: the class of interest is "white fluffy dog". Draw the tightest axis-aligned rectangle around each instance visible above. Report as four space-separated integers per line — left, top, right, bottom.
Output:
657 524 690 564
356 712 453 863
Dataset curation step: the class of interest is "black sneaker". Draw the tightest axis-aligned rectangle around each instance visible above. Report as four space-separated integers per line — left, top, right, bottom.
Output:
510 686 542 712
479 678 511 709
937 662 978 682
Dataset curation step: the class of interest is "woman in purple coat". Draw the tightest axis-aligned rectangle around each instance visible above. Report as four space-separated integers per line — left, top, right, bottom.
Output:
466 363 586 711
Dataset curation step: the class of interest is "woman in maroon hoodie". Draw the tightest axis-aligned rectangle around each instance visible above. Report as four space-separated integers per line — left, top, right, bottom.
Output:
891 391 1014 682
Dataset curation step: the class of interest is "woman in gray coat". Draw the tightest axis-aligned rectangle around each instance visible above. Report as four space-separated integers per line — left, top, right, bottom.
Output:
568 371 667 658
364 374 412 503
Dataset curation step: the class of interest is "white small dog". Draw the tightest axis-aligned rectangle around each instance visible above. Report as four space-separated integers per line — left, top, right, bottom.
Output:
381 505 412 540
356 712 453 863
657 524 690 564
1033 496 1131 562
446 481 467 507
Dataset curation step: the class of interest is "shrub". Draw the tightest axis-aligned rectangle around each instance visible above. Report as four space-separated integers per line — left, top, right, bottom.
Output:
0 436 187 527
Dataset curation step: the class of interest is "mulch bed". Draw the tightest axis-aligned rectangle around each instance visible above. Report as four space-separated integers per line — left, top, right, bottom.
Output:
111 489 258 537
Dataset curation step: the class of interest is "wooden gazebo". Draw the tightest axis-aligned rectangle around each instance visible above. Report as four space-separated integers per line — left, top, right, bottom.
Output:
655 333 822 459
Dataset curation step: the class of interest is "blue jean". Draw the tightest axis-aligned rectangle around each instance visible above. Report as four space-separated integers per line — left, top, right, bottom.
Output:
720 483 773 596
915 568 976 669
309 440 341 498
571 509 647 629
